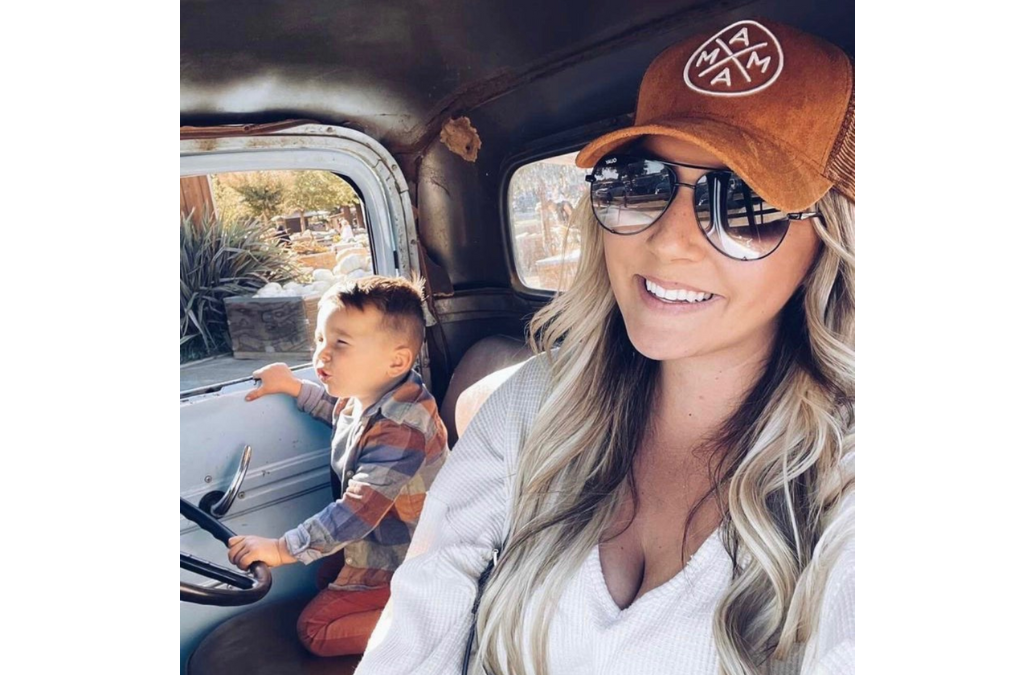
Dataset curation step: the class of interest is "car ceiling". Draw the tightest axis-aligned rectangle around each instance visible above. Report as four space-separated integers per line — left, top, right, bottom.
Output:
181 0 854 159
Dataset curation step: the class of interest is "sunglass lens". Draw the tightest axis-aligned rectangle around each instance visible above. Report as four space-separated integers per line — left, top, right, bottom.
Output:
695 173 791 260
590 157 673 234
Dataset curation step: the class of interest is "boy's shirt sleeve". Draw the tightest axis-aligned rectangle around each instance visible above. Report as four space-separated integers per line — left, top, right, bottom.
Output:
283 418 429 563
295 380 337 425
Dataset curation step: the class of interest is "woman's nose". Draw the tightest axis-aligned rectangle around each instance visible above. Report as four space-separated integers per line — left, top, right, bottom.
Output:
645 189 709 262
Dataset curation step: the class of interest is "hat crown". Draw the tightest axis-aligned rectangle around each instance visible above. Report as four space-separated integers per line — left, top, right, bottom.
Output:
636 20 853 186
575 18 855 208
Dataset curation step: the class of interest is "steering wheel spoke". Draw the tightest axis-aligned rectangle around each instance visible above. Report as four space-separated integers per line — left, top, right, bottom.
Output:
180 498 273 606
181 552 258 589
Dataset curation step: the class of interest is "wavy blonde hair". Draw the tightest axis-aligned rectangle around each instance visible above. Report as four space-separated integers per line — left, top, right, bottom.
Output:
473 188 854 675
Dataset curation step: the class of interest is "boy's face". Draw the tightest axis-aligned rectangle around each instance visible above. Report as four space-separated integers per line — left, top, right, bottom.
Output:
312 303 411 402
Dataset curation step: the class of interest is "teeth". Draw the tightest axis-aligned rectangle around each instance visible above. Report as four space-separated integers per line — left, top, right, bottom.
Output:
645 279 713 304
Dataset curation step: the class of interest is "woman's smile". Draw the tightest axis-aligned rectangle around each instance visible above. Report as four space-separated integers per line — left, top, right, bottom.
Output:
636 274 721 313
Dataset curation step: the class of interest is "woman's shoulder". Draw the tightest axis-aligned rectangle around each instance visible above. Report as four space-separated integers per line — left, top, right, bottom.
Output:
473 350 553 419
800 451 855 672
505 350 553 396
453 351 555 465
802 499 855 674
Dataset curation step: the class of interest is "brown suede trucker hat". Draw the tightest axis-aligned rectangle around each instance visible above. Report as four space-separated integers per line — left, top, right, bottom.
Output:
575 19 854 212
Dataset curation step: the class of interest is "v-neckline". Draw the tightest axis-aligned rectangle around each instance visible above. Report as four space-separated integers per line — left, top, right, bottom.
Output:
588 527 725 619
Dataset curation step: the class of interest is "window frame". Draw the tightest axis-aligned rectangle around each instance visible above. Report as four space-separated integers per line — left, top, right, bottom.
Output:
499 140 596 298
179 124 430 395
181 125 415 277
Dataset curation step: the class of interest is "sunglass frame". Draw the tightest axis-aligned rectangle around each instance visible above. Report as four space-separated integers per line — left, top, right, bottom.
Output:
585 154 819 261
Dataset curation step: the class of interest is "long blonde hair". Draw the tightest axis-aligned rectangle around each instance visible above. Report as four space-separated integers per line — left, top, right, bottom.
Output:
473 188 855 675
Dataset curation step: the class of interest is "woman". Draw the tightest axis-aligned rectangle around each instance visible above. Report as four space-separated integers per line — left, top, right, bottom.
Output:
358 18 854 675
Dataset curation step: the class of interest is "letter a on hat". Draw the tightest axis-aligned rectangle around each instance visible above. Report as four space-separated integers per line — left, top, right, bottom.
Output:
728 27 751 47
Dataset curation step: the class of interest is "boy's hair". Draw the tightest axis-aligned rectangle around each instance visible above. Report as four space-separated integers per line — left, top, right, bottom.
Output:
320 276 426 360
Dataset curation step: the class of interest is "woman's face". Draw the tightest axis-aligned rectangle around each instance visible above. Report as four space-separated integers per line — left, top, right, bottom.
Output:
602 136 821 364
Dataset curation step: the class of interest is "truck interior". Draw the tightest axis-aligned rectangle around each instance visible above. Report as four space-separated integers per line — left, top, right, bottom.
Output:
179 1 855 672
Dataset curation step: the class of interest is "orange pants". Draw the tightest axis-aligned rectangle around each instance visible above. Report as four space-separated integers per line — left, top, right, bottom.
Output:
296 554 391 657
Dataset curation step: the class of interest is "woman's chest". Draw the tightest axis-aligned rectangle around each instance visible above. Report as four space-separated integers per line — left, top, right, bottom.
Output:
597 456 724 609
541 546 804 675
597 504 692 608
542 542 729 675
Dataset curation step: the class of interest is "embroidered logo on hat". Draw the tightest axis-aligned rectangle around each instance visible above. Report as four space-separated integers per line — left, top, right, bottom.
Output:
683 20 784 97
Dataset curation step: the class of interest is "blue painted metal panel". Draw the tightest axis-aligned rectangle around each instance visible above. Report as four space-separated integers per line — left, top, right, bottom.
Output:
180 369 336 669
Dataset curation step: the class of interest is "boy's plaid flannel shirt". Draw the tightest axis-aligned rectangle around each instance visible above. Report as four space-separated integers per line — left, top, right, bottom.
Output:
283 370 449 590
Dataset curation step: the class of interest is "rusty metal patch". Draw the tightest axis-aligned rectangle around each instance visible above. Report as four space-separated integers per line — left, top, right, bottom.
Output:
439 116 482 161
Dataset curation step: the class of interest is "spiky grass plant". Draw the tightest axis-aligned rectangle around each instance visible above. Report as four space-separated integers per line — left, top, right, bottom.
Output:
180 211 303 362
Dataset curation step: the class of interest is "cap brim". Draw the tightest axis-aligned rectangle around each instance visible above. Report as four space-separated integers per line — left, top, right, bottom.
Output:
574 118 833 213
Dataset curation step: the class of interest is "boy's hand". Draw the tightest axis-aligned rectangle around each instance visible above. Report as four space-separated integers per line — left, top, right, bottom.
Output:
227 535 297 570
245 363 303 401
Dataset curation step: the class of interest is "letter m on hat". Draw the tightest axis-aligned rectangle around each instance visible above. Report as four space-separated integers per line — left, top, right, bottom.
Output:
695 48 720 67
746 51 772 73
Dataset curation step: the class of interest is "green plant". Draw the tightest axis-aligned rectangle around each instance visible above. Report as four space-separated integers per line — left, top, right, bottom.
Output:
211 174 247 223
287 170 360 212
180 211 302 362
227 171 287 222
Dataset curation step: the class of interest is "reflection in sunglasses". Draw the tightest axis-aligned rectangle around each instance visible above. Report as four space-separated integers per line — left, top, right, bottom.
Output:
590 155 798 260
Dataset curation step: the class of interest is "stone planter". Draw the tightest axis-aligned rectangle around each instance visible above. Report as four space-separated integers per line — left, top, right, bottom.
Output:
223 295 320 359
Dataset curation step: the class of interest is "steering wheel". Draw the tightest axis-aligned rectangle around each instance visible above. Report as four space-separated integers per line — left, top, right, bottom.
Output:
180 498 273 606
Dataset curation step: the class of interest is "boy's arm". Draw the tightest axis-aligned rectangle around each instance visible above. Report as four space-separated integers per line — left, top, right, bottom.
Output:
294 380 338 425
282 418 435 563
246 362 338 425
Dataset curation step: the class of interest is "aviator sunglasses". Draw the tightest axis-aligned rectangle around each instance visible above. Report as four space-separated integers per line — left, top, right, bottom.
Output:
586 154 819 261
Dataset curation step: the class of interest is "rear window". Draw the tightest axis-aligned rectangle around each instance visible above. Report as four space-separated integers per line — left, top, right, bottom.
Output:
507 151 589 292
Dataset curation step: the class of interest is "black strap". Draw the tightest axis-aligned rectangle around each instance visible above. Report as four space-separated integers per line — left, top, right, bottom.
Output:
462 548 500 675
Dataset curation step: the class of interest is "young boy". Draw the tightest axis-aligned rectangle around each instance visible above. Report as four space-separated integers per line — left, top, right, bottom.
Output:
227 275 449 658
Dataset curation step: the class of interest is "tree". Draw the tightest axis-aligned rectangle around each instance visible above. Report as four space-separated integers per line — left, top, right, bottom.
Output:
228 171 287 223
286 171 360 213
211 174 246 223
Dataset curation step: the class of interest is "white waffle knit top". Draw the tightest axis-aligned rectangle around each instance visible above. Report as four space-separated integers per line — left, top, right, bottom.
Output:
356 354 855 675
